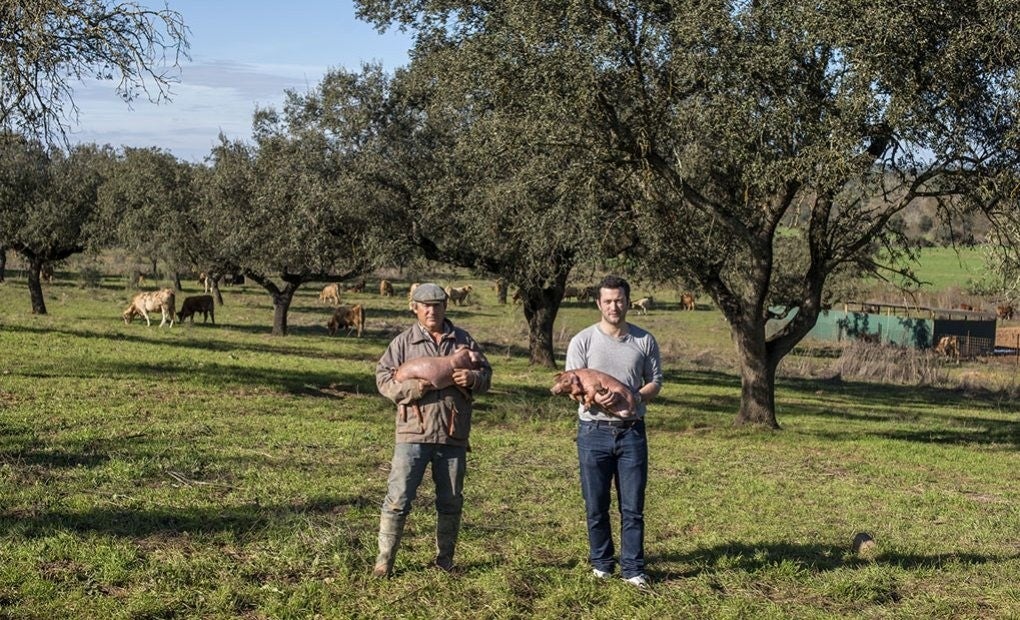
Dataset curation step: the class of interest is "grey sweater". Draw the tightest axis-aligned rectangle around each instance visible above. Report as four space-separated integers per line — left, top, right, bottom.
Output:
565 323 664 421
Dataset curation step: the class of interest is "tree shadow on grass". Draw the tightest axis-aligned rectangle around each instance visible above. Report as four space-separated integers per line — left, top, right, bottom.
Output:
2 323 387 365
658 368 1020 448
0 494 376 539
775 375 1020 448
647 540 1019 581
10 351 378 400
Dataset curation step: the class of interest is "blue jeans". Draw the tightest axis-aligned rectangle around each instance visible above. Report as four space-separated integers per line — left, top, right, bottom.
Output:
381 442 466 518
577 420 648 578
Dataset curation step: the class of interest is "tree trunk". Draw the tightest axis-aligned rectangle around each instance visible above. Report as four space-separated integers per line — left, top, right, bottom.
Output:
211 276 224 306
496 278 508 304
28 257 46 315
150 258 157 278
523 301 558 367
520 271 570 367
732 319 780 429
271 287 297 336
0 246 6 282
173 272 183 291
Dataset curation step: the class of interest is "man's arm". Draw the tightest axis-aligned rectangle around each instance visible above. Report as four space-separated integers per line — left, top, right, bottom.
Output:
376 338 429 404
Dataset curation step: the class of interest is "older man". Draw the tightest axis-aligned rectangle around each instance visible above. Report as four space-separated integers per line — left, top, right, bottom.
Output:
372 283 492 577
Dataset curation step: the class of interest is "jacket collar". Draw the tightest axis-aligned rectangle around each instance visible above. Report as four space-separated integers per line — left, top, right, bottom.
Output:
410 319 455 345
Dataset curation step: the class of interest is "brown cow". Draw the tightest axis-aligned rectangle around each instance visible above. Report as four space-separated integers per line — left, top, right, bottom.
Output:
577 285 600 303
958 303 975 311
178 295 215 324
934 335 960 360
379 279 394 296
563 285 582 300
680 292 696 311
346 278 366 293
445 285 473 306
997 304 1014 320
327 304 365 337
318 283 341 306
123 288 176 327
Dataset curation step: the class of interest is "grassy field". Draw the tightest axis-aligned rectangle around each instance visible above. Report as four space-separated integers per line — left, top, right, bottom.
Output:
911 246 987 292
0 268 1018 619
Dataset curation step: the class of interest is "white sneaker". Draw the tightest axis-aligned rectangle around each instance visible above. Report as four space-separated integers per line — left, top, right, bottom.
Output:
591 568 612 579
623 573 651 589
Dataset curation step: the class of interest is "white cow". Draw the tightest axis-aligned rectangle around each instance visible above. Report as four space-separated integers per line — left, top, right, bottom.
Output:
123 288 176 327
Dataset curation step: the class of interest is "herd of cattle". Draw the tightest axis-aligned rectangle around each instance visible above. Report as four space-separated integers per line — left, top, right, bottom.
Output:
119 278 477 335
122 289 214 328
118 276 687 336
118 277 1015 362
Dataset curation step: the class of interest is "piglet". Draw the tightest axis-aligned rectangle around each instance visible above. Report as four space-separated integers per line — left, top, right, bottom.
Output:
550 368 637 418
394 346 484 390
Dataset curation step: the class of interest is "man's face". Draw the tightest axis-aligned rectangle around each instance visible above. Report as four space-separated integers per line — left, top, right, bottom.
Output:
596 287 628 325
414 300 447 331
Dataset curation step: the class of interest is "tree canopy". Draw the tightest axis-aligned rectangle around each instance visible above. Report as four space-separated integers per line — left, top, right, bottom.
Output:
195 68 401 335
0 136 112 313
97 147 198 284
358 0 1020 426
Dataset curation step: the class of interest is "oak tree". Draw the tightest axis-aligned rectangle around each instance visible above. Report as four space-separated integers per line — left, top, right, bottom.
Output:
358 0 1020 426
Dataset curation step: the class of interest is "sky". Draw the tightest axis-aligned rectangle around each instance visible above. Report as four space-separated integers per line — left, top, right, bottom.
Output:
68 1 413 162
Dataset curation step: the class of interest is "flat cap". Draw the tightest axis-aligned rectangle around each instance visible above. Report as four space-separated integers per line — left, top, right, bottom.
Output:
411 282 448 303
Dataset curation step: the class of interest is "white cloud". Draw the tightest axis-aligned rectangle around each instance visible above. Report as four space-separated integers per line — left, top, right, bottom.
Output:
69 59 339 162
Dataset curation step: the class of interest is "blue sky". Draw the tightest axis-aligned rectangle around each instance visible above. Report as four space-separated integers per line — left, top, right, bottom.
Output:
69 1 412 162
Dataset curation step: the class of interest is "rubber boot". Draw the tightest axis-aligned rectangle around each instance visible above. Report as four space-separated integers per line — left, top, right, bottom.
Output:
372 514 406 578
434 512 461 572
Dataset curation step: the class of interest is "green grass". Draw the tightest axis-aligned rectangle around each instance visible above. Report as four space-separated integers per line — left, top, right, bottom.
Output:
908 246 986 292
0 271 1019 618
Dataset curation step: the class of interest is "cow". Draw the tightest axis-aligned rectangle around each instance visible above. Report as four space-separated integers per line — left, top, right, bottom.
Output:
318 283 341 306
128 270 146 289
445 285 473 306
177 295 215 324
550 368 638 418
327 304 365 337
407 282 421 311
958 303 975 311
563 285 582 300
934 335 960 360
40 263 54 283
123 288 176 327
680 292 696 311
577 285 600 303
996 304 1014 320
379 279 394 296
346 278 366 293
633 297 653 315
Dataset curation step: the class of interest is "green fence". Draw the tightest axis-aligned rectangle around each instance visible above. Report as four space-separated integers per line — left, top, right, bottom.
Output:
768 303 997 356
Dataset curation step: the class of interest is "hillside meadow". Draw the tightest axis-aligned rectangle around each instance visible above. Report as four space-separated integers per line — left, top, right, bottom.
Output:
0 263 1018 619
